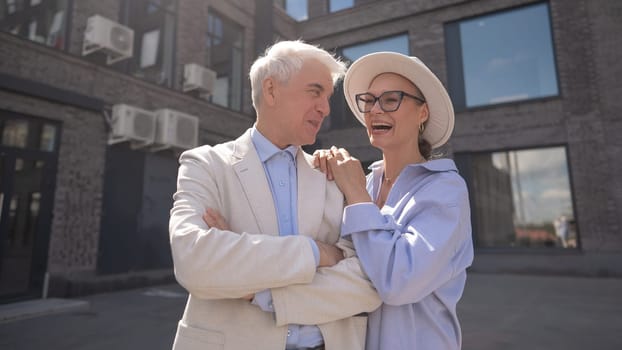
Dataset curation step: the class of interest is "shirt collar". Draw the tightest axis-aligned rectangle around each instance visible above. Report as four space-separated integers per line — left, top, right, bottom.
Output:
368 158 458 175
251 126 298 163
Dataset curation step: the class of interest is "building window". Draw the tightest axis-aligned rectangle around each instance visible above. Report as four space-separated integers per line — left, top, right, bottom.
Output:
329 34 409 129
206 10 243 111
455 146 578 249
1 116 59 152
0 0 70 50
330 0 353 13
445 2 559 110
282 0 307 21
123 0 177 87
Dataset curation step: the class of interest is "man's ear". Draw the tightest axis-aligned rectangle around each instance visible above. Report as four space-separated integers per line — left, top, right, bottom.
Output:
262 77 277 107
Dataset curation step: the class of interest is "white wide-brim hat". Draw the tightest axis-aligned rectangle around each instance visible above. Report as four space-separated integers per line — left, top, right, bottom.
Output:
343 52 455 149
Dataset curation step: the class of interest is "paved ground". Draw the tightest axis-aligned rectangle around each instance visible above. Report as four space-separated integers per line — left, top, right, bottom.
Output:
1 273 621 349
460 273 622 350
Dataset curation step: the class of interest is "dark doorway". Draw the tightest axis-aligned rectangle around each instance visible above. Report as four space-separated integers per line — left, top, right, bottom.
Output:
0 113 59 302
98 144 176 274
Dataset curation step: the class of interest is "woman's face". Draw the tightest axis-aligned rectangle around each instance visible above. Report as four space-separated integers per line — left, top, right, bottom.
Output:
362 73 428 153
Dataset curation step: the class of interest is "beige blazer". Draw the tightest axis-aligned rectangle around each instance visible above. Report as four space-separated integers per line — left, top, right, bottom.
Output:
170 129 380 350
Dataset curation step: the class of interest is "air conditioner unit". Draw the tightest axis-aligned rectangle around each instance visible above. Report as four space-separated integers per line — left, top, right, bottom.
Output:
183 63 217 96
82 15 134 65
153 109 199 151
108 104 156 148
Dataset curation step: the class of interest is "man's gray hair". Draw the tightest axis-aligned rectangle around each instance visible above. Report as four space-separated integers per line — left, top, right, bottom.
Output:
249 40 346 110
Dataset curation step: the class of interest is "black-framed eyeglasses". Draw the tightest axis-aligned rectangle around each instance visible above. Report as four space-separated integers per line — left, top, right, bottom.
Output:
354 90 426 113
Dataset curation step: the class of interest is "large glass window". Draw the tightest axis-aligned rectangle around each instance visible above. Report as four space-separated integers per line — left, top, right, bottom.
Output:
455 146 578 249
0 0 70 50
329 34 409 129
124 0 177 87
206 10 244 111
445 2 559 110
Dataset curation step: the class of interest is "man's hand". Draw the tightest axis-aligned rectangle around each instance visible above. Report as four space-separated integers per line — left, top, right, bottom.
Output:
315 240 345 267
203 208 231 231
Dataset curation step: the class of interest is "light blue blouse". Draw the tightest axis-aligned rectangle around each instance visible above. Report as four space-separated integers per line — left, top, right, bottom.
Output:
341 158 474 350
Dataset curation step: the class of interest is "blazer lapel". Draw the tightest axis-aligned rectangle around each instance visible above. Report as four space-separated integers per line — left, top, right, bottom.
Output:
232 130 279 236
297 151 326 239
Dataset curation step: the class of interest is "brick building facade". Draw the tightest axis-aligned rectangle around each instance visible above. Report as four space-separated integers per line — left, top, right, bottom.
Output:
0 0 620 301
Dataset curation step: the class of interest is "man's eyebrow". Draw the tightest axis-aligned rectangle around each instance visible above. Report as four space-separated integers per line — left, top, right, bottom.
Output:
307 83 326 91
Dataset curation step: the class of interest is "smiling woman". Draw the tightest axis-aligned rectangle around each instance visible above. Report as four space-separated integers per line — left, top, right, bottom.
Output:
313 52 473 350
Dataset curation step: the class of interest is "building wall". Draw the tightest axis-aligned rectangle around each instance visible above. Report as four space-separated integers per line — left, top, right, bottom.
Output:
0 0 257 287
0 85 105 275
1 0 620 298
300 0 622 274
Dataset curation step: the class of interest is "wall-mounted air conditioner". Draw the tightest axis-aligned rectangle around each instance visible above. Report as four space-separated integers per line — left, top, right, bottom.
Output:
82 15 134 65
183 63 217 97
108 104 157 148
152 109 199 151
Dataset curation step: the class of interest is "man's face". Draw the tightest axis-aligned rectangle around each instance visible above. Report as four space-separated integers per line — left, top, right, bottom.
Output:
270 59 334 148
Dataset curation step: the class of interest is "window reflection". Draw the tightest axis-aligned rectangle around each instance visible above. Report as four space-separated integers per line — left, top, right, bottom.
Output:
206 10 244 111
7 195 19 245
284 0 307 21
2 120 29 148
15 158 24 171
0 0 69 49
446 2 559 109
139 29 160 68
1 116 58 152
39 123 56 151
330 0 353 12
341 35 409 63
456 146 577 249
24 192 41 245
125 0 176 87
6 0 20 15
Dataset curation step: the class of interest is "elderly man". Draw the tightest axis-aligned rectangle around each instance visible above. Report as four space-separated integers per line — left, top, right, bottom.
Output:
169 40 380 350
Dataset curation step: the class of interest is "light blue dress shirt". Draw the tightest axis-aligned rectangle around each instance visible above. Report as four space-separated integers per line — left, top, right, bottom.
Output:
250 127 323 349
341 159 474 350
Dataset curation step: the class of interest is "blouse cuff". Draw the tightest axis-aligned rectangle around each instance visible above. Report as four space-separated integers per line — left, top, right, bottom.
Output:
341 202 390 237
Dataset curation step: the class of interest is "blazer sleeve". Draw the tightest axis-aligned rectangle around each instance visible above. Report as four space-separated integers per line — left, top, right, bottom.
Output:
169 147 317 300
270 237 382 326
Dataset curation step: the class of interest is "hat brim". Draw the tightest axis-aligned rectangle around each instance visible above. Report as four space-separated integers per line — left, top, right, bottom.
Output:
343 52 455 149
